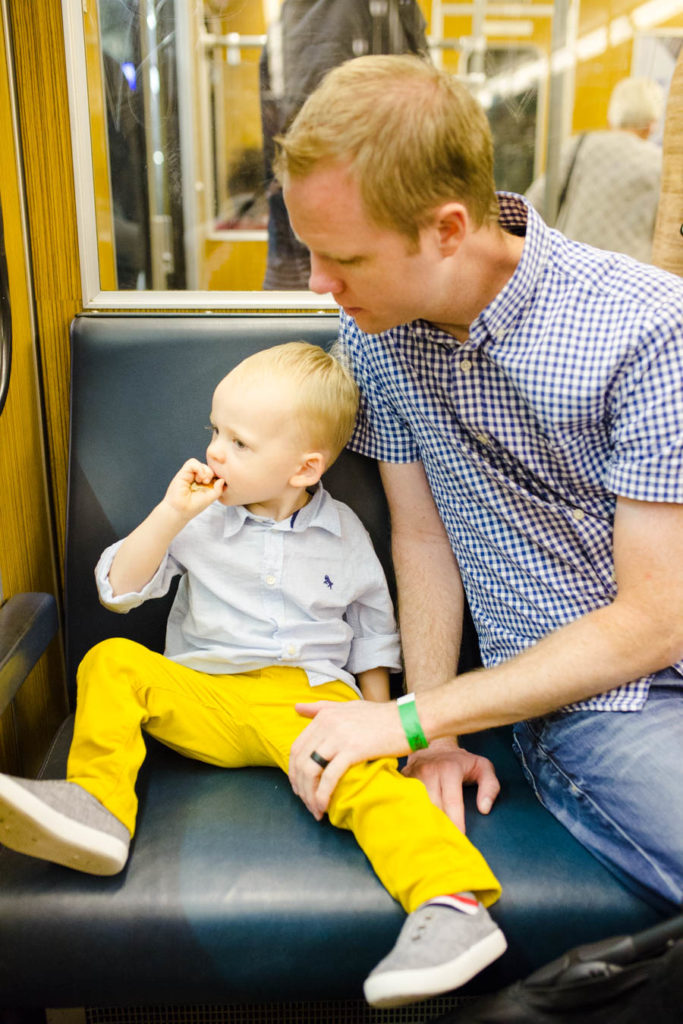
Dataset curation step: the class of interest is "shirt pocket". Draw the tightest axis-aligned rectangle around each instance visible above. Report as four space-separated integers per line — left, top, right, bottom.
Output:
284 548 352 621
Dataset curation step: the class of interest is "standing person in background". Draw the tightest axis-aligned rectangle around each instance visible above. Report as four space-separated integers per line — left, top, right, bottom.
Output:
526 76 664 263
259 0 429 289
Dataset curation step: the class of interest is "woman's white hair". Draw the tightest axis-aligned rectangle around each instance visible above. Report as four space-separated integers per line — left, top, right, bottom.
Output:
607 77 664 130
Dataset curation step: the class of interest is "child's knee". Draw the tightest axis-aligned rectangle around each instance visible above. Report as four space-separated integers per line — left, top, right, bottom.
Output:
77 637 146 687
327 755 401 819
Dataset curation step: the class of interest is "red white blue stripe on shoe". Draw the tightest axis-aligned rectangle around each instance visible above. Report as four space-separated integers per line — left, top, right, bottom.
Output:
424 892 481 915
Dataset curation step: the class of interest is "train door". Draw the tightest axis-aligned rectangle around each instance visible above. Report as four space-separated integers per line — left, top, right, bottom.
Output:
0 2 67 775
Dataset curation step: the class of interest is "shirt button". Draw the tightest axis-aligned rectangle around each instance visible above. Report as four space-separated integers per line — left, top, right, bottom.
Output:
572 509 585 521
265 575 276 586
460 359 473 372
287 644 297 656
476 433 490 445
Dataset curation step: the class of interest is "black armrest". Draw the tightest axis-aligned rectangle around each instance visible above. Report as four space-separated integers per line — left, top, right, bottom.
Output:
0 593 58 714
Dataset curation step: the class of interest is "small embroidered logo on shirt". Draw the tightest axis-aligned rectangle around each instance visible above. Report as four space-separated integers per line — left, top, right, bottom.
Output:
323 575 334 589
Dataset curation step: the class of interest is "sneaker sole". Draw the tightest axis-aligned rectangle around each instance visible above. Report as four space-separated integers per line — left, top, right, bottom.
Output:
364 926 508 1008
0 775 128 876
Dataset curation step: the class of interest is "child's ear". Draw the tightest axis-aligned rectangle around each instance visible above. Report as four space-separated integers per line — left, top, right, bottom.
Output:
290 452 326 487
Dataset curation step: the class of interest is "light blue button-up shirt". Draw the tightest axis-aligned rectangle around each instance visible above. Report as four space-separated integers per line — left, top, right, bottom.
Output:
95 484 401 695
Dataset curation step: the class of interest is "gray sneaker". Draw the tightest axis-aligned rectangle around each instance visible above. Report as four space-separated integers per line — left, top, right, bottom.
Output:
0 774 130 875
364 898 507 1008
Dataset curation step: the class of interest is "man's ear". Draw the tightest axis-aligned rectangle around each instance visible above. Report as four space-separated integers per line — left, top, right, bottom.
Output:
434 202 468 256
290 452 326 488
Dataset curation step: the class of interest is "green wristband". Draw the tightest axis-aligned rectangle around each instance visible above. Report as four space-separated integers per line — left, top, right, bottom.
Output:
397 693 428 751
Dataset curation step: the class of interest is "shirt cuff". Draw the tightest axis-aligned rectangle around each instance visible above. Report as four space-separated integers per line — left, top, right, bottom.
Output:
95 541 167 612
346 634 402 676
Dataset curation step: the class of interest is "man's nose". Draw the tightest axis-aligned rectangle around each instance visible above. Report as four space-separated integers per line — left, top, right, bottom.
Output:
308 255 343 296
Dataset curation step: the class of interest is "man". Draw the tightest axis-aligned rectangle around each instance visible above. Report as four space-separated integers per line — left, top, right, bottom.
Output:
277 54 683 912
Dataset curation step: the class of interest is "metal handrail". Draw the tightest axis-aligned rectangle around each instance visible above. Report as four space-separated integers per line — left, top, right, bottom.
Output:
0 203 12 417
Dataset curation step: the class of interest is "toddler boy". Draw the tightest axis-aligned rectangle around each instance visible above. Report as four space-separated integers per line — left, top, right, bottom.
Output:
0 343 505 1007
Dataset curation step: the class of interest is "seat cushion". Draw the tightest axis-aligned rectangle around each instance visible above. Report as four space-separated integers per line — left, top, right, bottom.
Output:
0 717 660 1007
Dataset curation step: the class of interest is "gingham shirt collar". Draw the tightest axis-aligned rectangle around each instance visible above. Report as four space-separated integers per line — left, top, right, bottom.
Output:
414 193 548 353
468 193 546 351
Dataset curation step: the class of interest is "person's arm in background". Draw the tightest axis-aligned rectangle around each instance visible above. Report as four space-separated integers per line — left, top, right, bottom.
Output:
379 460 500 832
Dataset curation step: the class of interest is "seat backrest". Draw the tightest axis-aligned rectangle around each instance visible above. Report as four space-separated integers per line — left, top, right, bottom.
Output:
65 314 392 702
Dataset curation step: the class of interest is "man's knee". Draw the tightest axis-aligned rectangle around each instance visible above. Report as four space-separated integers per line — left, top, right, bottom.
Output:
513 707 683 907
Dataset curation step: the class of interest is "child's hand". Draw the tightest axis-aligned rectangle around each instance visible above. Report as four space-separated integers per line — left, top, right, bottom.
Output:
163 459 226 519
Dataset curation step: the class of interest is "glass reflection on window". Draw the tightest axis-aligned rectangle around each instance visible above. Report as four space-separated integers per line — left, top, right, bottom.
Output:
96 0 435 291
89 1 681 293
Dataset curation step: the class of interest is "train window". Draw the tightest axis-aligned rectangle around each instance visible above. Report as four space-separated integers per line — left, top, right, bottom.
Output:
63 0 681 306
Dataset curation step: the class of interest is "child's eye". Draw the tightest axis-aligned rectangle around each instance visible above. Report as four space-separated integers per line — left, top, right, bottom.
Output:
233 438 246 450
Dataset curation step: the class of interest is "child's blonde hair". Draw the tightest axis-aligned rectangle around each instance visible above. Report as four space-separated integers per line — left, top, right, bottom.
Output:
232 342 359 465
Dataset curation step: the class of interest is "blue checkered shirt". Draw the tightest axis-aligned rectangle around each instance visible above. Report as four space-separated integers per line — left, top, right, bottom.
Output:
339 193 683 712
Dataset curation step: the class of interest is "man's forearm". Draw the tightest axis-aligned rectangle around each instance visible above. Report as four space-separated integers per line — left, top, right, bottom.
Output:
417 595 681 741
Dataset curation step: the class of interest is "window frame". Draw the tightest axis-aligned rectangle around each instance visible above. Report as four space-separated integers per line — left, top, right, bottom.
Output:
61 0 335 311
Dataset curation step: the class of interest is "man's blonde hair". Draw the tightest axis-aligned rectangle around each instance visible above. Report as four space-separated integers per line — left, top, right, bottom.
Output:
274 54 499 243
232 342 358 465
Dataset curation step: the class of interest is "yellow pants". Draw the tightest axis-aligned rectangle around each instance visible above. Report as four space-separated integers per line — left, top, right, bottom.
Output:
68 638 501 912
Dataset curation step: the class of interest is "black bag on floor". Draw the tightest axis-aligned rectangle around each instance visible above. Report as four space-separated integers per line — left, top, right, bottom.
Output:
433 914 683 1023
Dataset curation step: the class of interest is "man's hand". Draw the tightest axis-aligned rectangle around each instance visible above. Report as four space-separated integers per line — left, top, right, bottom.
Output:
402 736 500 834
289 699 409 820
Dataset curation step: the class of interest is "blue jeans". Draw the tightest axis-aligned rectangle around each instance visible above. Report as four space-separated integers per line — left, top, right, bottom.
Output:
512 669 683 912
